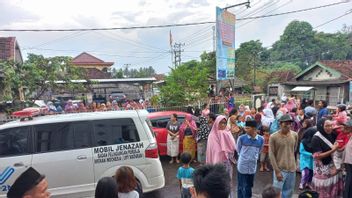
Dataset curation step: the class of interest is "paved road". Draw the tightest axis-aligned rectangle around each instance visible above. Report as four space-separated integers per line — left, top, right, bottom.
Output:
144 156 302 198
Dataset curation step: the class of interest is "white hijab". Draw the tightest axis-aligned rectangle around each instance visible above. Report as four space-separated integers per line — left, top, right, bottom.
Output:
261 108 275 127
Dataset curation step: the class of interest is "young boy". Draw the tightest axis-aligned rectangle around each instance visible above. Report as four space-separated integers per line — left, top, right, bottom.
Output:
190 164 231 198
237 120 264 198
260 126 271 172
177 152 195 198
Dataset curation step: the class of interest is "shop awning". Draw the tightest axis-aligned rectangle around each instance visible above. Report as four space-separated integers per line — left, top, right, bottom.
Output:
291 86 314 92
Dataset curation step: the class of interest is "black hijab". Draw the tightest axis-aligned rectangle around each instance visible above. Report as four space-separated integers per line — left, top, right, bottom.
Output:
311 118 337 165
301 126 317 153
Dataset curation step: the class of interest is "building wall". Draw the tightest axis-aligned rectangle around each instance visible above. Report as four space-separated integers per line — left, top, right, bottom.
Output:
302 67 339 81
74 65 109 71
315 86 327 101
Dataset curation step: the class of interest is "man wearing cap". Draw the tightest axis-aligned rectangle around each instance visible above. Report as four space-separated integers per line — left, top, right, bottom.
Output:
236 120 264 198
7 167 50 198
269 114 298 198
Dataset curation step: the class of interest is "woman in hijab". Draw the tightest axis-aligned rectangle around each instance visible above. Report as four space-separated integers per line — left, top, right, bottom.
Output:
206 115 236 198
179 114 197 161
196 116 211 164
311 118 343 198
261 108 275 129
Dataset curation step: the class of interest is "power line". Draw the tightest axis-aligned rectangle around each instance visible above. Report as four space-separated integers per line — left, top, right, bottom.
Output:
0 1 347 32
237 0 292 29
314 9 352 29
237 1 349 20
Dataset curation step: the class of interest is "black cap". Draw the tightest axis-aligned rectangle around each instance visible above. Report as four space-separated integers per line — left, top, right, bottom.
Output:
7 167 45 198
245 120 257 127
279 114 293 122
298 190 319 198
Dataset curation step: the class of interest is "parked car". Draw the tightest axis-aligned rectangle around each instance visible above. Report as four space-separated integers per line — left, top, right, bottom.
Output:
11 100 48 117
0 110 164 197
147 111 198 156
110 92 126 102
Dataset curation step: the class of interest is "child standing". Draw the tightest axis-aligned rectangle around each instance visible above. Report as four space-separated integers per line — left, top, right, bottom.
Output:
176 152 195 198
299 132 314 190
260 128 270 172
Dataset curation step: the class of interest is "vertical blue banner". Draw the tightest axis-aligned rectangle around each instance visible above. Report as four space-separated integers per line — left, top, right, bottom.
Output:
216 7 236 80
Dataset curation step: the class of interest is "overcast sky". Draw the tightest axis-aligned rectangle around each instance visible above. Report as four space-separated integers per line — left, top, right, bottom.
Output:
0 0 351 74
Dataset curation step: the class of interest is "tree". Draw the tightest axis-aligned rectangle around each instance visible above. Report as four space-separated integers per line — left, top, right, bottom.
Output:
200 51 216 79
110 68 124 78
1 54 88 100
160 60 209 106
270 20 319 69
235 40 265 82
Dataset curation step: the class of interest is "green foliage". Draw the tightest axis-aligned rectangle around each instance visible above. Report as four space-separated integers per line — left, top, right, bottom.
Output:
118 66 156 78
200 51 216 79
235 40 265 82
1 54 88 100
150 95 160 107
110 68 124 78
160 60 209 106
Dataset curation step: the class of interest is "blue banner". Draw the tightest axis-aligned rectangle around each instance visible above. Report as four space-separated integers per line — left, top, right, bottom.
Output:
216 7 236 80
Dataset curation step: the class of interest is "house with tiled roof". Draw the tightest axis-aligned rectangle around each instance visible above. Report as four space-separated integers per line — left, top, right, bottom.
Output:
281 60 352 105
0 37 24 100
49 52 156 101
71 52 113 79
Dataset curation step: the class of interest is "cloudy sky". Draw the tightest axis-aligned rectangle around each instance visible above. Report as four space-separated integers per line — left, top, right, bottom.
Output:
0 0 351 74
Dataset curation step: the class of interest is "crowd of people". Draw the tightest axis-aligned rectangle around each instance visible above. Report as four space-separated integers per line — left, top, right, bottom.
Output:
166 95 352 198
7 94 352 198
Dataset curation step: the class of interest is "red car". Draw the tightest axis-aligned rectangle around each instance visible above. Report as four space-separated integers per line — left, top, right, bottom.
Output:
147 111 198 156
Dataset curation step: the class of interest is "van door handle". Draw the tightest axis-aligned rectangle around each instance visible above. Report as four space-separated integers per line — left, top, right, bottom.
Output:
77 155 87 160
14 162 24 167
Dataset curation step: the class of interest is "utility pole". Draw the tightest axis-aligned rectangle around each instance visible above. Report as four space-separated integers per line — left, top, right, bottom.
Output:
212 26 216 52
173 43 185 68
124 63 130 78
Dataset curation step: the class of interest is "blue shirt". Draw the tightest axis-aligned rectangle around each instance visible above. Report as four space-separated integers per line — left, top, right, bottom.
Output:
237 134 264 174
318 107 329 120
299 143 313 170
176 167 194 188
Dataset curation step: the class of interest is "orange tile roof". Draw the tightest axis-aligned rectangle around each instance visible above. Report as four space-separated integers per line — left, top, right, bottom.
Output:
72 52 114 66
0 37 16 60
319 60 352 80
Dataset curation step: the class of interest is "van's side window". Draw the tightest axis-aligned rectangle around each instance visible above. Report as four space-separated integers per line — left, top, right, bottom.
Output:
93 119 140 146
0 127 30 157
34 123 74 152
72 121 92 148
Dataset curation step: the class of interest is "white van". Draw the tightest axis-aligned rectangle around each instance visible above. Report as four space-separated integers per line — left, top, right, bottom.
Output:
0 110 165 197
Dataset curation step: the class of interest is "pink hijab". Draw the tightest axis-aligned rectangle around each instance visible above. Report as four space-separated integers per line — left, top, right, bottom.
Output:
206 115 236 164
284 99 296 112
179 114 197 141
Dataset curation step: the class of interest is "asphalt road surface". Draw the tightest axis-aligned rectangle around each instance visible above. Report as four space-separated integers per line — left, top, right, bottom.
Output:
144 156 302 198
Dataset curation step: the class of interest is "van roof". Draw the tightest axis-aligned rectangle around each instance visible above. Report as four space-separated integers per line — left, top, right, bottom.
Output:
0 110 149 130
